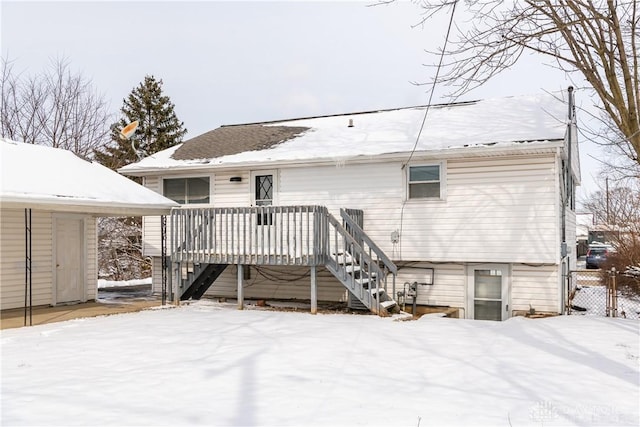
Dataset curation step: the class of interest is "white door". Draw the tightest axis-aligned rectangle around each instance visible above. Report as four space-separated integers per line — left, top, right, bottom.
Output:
55 217 84 304
468 264 510 321
251 171 277 255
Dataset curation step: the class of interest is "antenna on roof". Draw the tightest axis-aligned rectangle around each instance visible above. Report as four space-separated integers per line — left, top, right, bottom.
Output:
120 120 146 160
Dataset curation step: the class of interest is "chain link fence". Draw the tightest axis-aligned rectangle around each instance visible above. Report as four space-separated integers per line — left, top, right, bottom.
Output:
567 269 640 319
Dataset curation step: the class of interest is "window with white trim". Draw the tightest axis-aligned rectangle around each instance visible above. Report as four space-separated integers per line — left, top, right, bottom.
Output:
163 177 210 204
408 164 442 199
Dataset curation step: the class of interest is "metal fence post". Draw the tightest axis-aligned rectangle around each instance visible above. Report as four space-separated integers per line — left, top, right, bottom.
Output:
611 267 617 318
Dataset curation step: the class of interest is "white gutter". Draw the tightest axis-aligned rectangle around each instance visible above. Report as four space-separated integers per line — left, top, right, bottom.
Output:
0 195 177 216
120 140 565 177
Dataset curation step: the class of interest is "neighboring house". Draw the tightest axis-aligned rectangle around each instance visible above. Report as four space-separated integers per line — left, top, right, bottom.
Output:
0 139 178 311
120 91 580 320
576 212 593 256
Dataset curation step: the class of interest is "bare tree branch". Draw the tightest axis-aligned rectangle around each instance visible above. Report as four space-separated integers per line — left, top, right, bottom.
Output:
405 0 639 166
0 56 111 159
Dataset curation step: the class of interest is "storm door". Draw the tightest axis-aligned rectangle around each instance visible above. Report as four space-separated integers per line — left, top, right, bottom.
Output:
468 264 510 321
251 171 277 257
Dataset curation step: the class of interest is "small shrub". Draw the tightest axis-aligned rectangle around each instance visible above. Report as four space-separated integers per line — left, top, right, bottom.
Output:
601 249 640 299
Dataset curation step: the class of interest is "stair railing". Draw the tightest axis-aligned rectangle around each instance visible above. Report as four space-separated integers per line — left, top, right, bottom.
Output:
325 212 386 314
340 208 398 299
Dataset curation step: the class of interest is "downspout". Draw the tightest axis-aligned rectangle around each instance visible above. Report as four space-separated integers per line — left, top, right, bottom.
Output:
561 87 575 314
567 86 574 212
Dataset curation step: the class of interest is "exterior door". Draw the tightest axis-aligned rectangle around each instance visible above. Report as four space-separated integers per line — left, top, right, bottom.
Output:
55 217 84 304
468 264 510 321
251 171 277 255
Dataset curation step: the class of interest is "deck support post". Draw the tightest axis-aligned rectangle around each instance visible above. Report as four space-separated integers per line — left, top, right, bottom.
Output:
237 264 244 310
311 265 317 314
173 263 181 305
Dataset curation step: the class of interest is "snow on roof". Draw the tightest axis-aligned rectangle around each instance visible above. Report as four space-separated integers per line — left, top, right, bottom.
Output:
120 92 569 174
0 139 178 215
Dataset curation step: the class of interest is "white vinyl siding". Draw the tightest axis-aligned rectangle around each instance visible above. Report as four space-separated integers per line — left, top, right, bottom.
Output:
397 263 466 309
85 216 97 301
399 156 557 263
511 264 559 314
142 154 563 314
0 209 96 310
1 209 53 310
147 155 558 264
280 155 557 264
279 162 402 260
142 176 163 257
213 171 251 207
151 256 166 295
565 208 577 271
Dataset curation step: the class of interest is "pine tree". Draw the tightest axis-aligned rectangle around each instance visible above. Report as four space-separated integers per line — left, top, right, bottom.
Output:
95 75 186 170
94 75 186 281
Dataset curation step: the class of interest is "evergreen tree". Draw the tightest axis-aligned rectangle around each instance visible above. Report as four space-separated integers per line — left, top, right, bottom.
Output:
94 75 186 281
95 75 186 170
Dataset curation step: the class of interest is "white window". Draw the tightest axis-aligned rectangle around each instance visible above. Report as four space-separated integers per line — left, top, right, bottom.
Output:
163 177 210 204
408 164 443 199
251 170 278 206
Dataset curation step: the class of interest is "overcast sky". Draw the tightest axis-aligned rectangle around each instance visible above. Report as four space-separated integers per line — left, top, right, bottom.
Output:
1 0 605 199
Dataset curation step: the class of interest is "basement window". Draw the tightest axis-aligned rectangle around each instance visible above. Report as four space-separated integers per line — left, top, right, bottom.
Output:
408 164 442 199
163 177 210 204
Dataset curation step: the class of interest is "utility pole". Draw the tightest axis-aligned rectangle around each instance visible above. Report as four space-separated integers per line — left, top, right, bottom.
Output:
606 177 610 224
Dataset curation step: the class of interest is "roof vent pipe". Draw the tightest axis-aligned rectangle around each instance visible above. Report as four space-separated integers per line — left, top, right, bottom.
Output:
348 118 354 128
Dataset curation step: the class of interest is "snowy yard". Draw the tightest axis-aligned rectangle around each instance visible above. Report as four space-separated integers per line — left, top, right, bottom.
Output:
1 302 638 426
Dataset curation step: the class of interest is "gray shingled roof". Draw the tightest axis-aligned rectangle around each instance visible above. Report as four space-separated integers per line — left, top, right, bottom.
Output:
172 124 310 161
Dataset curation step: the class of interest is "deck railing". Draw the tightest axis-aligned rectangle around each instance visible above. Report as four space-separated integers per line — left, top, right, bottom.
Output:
340 208 397 296
170 205 398 313
171 206 327 266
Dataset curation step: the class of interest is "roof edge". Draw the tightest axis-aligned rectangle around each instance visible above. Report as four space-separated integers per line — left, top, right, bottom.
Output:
0 195 177 215
119 139 565 176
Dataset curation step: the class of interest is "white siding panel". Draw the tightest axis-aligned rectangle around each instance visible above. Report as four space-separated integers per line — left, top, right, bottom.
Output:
279 155 558 264
144 154 561 301
213 171 251 206
400 156 557 263
565 209 577 271
142 176 163 257
397 263 466 309
85 216 97 301
511 264 559 313
151 256 163 295
1 209 53 310
280 163 402 259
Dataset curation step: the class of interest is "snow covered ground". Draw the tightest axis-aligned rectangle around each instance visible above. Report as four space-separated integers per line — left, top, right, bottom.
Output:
1 302 638 426
97 278 152 289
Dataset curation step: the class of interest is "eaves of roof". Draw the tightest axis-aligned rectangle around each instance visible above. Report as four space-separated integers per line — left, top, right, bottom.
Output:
0 195 177 216
122 139 565 177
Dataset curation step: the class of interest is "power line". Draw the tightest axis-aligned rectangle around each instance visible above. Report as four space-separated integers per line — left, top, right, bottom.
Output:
402 0 458 169
398 0 458 259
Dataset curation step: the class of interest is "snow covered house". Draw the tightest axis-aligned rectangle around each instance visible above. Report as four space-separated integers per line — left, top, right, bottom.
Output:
0 139 178 311
120 91 580 320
